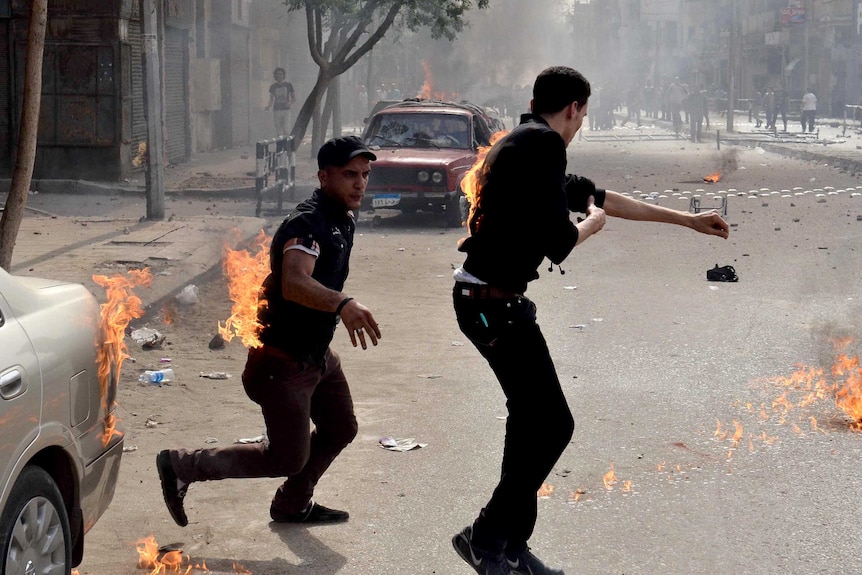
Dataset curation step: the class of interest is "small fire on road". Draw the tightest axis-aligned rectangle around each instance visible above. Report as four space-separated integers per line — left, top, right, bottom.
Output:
136 534 254 574
703 171 721 183
769 340 862 430
537 483 554 498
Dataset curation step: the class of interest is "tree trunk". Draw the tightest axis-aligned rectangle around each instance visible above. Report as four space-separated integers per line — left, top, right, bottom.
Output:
331 75 342 137
321 80 336 140
366 51 374 116
291 69 331 158
0 0 48 270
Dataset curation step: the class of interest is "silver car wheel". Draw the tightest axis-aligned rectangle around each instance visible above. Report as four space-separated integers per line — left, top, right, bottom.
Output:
1 468 70 575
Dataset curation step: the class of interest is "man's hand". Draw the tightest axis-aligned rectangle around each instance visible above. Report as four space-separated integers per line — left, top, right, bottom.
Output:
575 195 606 245
339 299 381 350
689 210 730 239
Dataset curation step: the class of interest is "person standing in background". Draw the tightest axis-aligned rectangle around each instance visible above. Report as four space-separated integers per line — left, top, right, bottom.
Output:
801 89 817 133
266 67 296 137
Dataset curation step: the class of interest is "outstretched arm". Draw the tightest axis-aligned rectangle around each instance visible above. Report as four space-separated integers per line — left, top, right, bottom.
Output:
602 190 729 238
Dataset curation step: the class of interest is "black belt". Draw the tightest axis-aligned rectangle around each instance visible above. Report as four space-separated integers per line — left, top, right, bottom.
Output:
455 282 522 300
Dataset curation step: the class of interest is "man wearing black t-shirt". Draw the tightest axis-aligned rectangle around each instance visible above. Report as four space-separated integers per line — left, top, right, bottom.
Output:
266 67 296 136
451 66 730 575
157 136 381 526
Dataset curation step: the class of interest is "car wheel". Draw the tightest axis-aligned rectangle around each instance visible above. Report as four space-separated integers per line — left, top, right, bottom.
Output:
445 194 465 228
0 467 72 575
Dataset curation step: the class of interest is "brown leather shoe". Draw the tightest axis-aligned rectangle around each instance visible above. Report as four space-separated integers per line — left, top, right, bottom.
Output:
156 450 189 527
270 501 349 523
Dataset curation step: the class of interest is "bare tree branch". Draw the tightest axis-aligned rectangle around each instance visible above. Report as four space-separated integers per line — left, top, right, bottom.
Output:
334 1 402 75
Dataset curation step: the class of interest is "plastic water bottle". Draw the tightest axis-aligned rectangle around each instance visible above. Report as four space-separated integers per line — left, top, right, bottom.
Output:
139 368 174 384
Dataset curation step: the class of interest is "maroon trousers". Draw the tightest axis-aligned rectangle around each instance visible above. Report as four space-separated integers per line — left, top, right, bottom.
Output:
170 345 358 514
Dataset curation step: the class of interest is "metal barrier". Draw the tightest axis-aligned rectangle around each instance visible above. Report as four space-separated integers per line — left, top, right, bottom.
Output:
255 135 296 217
844 105 862 136
690 195 727 217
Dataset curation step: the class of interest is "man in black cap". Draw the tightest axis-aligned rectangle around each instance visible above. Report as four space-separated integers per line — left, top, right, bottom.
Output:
157 136 382 526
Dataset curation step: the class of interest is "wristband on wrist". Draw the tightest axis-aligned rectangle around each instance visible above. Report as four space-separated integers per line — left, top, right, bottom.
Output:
335 297 354 316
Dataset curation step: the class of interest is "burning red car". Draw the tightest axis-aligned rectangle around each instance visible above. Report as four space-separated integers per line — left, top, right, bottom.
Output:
362 99 504 226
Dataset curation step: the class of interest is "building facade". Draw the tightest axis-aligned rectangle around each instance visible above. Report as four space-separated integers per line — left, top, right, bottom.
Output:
0 0 300 181
571 0 862 117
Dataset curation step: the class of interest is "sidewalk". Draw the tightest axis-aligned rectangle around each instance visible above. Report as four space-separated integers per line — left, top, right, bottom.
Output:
2 142 325 312
7 206 267 317
593 110 862 174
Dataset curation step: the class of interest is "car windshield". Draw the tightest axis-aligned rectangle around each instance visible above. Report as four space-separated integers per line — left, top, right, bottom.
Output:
365 113 472 149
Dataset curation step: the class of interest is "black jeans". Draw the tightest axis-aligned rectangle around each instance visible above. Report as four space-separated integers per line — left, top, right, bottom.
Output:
453 287 574 554
171 345 358 514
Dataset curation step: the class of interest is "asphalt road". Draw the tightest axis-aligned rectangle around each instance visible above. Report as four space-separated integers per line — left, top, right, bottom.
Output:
68 138 862 575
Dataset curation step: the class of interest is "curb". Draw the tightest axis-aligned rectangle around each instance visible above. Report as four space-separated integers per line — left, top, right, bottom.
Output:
1 179 319 201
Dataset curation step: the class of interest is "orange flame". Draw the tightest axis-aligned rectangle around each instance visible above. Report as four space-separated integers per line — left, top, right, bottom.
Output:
569 488 586 503
769 340 862 430
536 483 554 498
703 171 721 183
602 461 617 490
136 535 191 575
730 420 744 448
416 60 459 100
92 268 152 446
460 130 508 226
217 230 271 348
135 535 214 574
418 60 433 100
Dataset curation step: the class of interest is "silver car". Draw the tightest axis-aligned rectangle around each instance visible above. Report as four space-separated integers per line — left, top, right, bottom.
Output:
0 267 124 574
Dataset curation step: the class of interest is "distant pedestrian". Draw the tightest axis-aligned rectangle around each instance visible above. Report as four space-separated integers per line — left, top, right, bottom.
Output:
265 67 296 137
157 136 382 528
775 89 789 131
801 89 817 133
688 88 708 142
622 83 643 127
749 90 763 128
666 77 688 134
763 90 776 130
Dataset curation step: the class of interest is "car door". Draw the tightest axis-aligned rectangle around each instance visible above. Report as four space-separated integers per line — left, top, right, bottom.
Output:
0 290 41 495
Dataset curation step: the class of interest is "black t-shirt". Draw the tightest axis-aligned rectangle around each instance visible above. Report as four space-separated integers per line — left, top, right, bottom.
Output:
458 114 605 293
258 190 354 363
269 81 295 110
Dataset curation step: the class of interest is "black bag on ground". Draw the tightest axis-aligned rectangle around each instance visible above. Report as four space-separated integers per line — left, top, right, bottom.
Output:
707 264 738 282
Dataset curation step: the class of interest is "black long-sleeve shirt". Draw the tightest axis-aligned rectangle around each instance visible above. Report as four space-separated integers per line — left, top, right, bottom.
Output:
458 114 605 293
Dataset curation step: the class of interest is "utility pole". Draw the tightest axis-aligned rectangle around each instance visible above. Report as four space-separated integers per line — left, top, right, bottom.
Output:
726 0 738 133
140 0 165 220
803 0 810 93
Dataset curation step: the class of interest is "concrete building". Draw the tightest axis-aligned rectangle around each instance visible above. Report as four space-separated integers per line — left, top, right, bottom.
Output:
570 0 862 118
0 0 303 181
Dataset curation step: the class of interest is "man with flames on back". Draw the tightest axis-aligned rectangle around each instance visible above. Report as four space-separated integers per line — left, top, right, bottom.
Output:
451 66 730 575
156 136 381 527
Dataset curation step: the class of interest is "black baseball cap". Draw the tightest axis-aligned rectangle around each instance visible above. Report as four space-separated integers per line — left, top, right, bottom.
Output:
317 136 377 169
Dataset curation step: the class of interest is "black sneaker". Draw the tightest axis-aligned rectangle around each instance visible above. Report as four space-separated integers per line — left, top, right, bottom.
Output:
270 501 349 523
506 548 564 575
451 526 511 575
156 450 189 527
